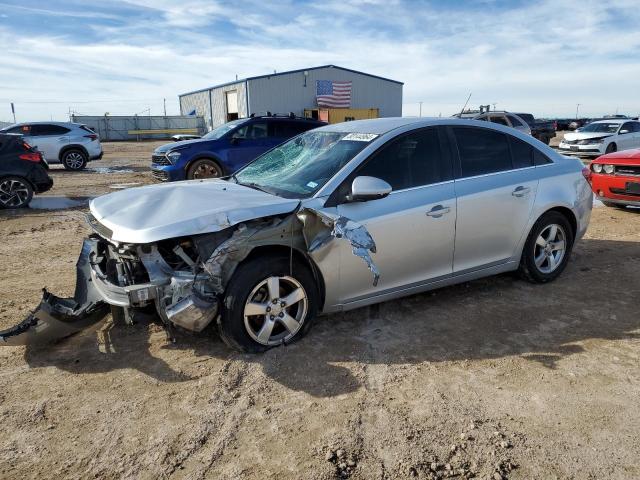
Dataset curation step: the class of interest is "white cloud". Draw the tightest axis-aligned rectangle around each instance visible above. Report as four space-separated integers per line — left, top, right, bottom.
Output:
1 0 639 121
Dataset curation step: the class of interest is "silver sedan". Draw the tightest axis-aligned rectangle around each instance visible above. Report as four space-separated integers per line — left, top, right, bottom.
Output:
1 118 592 353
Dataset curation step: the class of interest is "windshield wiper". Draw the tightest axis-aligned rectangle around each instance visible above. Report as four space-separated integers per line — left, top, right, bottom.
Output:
239 181 273 195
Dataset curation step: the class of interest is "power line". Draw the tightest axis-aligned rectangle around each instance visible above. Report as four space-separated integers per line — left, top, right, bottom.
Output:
0 98 169 104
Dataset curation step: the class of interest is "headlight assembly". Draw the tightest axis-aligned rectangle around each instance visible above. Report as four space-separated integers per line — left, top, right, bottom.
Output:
167 151 182 163
603 164 615 174
592 163 603 173
579 137 604 145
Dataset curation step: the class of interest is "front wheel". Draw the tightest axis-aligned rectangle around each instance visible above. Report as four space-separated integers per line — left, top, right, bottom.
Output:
218 255 319 353
0 176 33 209
518 211 574 283
605 143 617 154
187 159 223 180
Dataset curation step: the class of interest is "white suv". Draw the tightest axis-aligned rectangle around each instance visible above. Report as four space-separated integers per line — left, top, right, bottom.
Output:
0 122 103 170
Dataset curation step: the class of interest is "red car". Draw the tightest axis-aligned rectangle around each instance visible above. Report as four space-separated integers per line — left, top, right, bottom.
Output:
589 149 640 208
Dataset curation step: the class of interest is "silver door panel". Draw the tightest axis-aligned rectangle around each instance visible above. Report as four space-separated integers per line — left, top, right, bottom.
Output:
334 181 456 305
453 168 538 272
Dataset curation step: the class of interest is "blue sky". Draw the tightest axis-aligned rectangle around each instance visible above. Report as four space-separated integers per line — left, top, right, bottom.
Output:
1 0 639 121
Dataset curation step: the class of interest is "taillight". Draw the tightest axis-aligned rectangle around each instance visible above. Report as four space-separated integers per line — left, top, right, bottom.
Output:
84 134 98 141
19 152 42 162
582 167 592 184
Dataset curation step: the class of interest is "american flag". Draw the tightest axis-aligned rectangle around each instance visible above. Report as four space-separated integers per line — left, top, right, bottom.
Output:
316 80 352 108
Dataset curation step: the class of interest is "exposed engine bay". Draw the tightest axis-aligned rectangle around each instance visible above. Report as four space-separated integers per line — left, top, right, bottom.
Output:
0 207 379 346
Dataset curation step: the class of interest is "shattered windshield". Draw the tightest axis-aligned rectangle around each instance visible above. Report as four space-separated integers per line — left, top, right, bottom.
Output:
234 131 376 198
202 119 247 140
580 123 620 133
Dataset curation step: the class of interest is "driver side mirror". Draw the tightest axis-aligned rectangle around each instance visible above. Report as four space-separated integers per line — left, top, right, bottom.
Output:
619 129 630 134
346 176 392 203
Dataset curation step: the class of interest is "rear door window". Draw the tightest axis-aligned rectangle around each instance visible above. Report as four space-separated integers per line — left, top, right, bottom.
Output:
509 136 533 168
6 125 31 135
507 115 524 127
31 124 71 136
453 127 512 177
489 116 509 127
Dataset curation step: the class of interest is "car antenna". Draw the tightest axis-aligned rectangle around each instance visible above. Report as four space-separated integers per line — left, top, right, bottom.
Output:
460 92 472 115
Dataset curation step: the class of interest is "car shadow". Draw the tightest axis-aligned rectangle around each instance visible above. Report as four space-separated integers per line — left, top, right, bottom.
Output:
18 237 640 396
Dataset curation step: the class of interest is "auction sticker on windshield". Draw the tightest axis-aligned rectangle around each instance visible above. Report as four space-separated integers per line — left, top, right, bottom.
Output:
343 133 379 142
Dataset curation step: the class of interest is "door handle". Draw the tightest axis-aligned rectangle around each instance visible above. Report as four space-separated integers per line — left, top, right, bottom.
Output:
512 186 531 197
426 205 450 218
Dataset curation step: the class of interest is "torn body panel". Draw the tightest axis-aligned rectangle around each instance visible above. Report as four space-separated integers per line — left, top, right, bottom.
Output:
297 207 380 287
0 238 110 346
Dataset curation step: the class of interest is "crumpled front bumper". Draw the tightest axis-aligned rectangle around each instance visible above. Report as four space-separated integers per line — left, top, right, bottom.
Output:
0 238 110 346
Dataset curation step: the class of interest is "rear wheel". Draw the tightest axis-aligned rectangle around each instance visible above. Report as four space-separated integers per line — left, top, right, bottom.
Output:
0 176 33 209
518 211 574 283
187 159 223 180
218 255 318 353
605 143 617 154
62 149 87 170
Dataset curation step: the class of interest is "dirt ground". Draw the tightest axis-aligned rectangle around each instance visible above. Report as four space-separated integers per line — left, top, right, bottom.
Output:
0 137 639 480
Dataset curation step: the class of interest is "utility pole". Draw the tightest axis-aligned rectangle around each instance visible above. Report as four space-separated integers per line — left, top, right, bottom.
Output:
419 102 423 117
576 103 581 119
163 98 167 117
492 103 497 111
11 102 16 123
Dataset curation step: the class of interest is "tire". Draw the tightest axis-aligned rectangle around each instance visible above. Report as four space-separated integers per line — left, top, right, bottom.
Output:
62 149 88 170
0 176 33 209
605 143 617 154
187 158 223 180
518 211 574 284
217 255 319 353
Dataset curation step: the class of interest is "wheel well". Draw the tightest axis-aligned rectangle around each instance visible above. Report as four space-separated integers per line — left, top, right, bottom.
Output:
241 245 326 309
0 175 34 192
545 206 577 238
59 145 88 162
186 156 225 176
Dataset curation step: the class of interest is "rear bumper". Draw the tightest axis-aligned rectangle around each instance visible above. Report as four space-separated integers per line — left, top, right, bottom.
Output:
89 151 104 161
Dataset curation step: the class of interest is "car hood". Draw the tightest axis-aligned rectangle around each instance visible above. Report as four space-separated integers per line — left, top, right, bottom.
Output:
154 138 213 154
563 132 613 141
89 180 300 244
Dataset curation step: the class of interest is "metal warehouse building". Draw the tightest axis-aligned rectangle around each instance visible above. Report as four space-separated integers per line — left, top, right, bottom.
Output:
178 65 403 129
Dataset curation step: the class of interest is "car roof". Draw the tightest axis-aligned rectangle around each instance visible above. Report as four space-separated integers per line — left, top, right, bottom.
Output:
316 116 537 135
590 119 628 124
7 121 84 127
317 117 430 134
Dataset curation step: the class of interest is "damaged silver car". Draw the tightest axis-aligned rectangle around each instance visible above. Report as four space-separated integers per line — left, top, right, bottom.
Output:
0 118 592 352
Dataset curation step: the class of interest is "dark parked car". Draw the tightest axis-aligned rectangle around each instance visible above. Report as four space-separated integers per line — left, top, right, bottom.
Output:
0 134 53 208
515 113 556 145
151 114 326 182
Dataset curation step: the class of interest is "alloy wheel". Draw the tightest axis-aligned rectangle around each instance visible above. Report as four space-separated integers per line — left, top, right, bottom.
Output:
243 275 309 346
0 178 31 208
533 224 566 274
65 152 85 169
193 162 220 179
